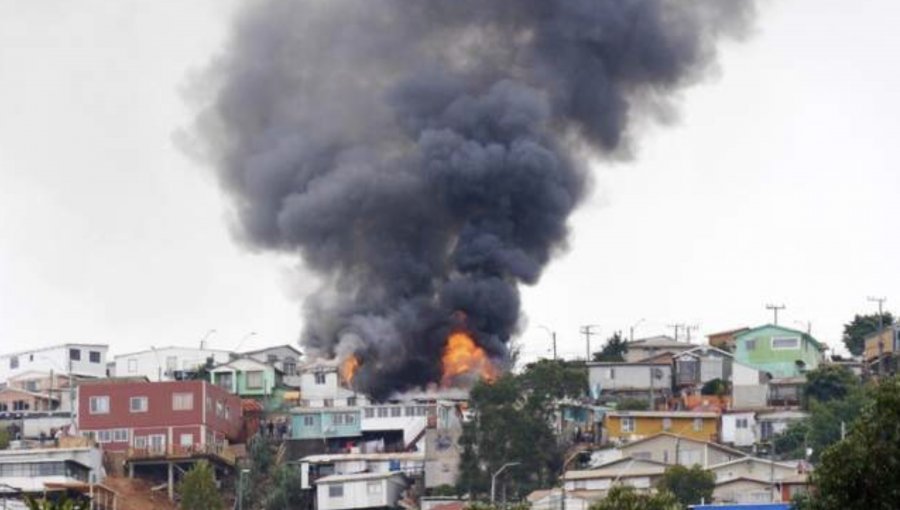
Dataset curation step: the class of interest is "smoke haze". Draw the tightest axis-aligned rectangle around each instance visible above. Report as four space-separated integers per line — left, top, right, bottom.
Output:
194 0 754 398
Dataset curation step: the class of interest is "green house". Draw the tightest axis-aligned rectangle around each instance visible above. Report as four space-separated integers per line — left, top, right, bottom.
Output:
733 324 826 378
210 356 282 399
291 408 362 440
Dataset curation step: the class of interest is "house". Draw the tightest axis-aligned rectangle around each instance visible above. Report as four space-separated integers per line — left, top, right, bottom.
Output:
588 362 673 401
527 488 592 510
315 471 408 510
707 328 750 352
241 345 303 380
673 346 765 390
210 356 282 399
6 371 78 412
605 411 720 443
624 336 697 362
776 473 811 502
0 445 105 494
0 343 108 384
76 379 241 457
708 457 799 485
756 410 808 441
712 477 775 504
616 432 746 468
562 457 669 496
864 324 900 375
292 407 362 445
767 377 805 407
720 412 758 447
111 346 233 382
733 325 825 378
0 386 58 413
299 360 369 408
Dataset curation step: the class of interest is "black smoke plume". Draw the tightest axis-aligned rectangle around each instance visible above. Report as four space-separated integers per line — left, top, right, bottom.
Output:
194 0 754 398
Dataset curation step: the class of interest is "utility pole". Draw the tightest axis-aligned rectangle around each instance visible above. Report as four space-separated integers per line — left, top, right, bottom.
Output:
538 325 557 361
766 304 785 325
868 296 887 332
630 318 646 343
580 325 601 361
685 324 699 343
667 323 685 341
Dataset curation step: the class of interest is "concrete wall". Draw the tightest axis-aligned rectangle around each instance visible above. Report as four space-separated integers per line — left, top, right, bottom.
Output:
720 412 757 447
589 364 672 392
316 475 405 510
0 344 108 383
113 347 232 382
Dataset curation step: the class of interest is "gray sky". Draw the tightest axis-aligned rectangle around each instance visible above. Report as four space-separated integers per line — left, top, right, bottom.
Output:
1 0 898 361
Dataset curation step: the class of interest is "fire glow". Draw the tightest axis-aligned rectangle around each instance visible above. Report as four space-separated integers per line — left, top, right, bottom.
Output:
440 331 498 387
340 355 360 386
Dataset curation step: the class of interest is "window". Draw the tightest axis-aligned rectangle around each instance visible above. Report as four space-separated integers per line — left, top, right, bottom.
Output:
365 408 375 418
172 393 194 411
267 354 278 364
13 400 29 411
693 418 703 432
621 417 635 433
216 372 234 390
225 406 231 420
97 430 112 443
390 406 402 417
246 371 264 390
333 413 344 425
284 357 296 376
166 356 178 371
324 398 334 408
608 368 615 379
329 484 344 498
574 480 587 490
377 407 389 418
0 403 6 412
772 337 800 350
745 340 757 351
89 351 101 363
149 434 165 453
130 396 148 413
367 481 382 494
127 358 137 373
133 436 147 449
180 434 194 447
9 356 18 369
736 418 749 429
113 429 129 442
632 451 651 460
216 401 224 418
405 406 416 416
69 349 81 361
347 397 357 407
303 415 315 427
662 418 672 431
89 396 110 414
314 372 326 385
25 380 39 392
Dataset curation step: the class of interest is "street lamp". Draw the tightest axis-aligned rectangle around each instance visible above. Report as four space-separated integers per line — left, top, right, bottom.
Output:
538 325 557 360
237 468 251 510
234 332 258 353
629 319 646 342
490 462 520 506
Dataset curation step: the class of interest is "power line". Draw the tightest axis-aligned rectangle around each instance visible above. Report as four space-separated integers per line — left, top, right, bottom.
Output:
579 325 601 360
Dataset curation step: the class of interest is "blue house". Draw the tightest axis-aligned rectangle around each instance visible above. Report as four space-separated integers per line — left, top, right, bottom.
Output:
292 408 362 440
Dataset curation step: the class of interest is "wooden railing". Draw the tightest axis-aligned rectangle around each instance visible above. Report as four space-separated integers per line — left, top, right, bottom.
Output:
126 442 236 464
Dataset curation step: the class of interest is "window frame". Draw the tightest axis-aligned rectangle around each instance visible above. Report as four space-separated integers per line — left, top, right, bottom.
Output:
771 336 800 350
89 396 110 414
130 396 148 413
621 417 635 433
69 348 81 361
172 392 194 411
314 372 326 385
328 484 344 498
89 351 101 363
246 370 265 390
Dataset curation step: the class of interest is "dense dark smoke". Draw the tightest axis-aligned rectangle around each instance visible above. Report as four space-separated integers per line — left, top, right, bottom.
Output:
194 0 753 398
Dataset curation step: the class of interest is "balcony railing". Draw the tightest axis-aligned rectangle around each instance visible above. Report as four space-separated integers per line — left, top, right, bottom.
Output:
126 442 236 465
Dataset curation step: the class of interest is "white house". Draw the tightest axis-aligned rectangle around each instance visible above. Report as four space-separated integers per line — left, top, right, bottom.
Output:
0 445 105 494
563 457 669 496
111 346 233 382
299 360 369 408
527 488 593 510
315 471 408 510
624 336 698 362
757 410 808 440
588 362 672 399
0 344 108 384
241 345 303 378
721 411 758 447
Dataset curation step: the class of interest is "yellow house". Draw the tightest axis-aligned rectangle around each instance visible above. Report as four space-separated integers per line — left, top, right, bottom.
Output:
605 411 719 443
864 325 900 362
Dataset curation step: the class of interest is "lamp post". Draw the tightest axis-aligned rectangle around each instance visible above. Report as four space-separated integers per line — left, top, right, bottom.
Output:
234 332 258 353
237 468 250 510
490 462 520 506
629 319 646 343
538 325 557 361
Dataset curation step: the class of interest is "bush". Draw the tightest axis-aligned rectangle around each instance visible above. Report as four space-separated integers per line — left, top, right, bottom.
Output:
178 460 224 510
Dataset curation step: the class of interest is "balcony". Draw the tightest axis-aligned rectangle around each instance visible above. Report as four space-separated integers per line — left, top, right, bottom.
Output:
126 442 236 465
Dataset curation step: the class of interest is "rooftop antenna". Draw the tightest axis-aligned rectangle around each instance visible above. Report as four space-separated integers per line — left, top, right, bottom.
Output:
667 323 685 341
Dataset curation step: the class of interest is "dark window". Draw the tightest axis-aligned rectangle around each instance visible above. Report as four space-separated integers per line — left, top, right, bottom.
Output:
89 351 101 363
69 349 81 361
9 356 18 369
267 354 278 363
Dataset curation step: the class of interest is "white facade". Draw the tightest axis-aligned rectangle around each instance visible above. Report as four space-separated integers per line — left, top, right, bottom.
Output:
316 471 407 510
242 345 303 377
0 446 104 493
0 344 108 384
528 489 593 510
588 362 672 396
112 346 233 382
299 361 368 408
721 412 758 447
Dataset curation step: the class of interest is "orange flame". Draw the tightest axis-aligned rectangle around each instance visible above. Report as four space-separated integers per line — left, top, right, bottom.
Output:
440 331 498 387
340 355 360 386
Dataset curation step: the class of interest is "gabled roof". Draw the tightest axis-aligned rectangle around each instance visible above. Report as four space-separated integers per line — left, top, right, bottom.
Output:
713 476 773 488
708 456 798 472
673 346 735 360
112 346 234 359
210 355 283 373
735 324 825 351
628 336 694 348
707 327 750 338
241 344 304 358
619 432 748 458
0 387 59 401
563 457 669 480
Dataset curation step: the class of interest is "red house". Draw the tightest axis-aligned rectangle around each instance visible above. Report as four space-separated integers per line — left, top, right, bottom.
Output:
77 378 242 456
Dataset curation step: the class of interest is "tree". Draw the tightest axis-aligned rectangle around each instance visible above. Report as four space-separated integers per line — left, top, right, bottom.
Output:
519 359 587 410
457 372 563 500
179 460 225 510
700 378 729 397
842 312 894 356
656 465 716 508
803 365 858 406
264 465 309 510
593 332 628 362
24 496 88 510
589 486 680 510
806 376 900 510
617 398 649 411
775 385 868 462
244 434 275 508
0 425 9 450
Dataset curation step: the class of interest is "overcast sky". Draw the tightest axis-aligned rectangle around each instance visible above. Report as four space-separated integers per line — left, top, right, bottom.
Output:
1 0 898 362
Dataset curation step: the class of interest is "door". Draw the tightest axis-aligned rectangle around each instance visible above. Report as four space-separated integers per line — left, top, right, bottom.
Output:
149 434 166 454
